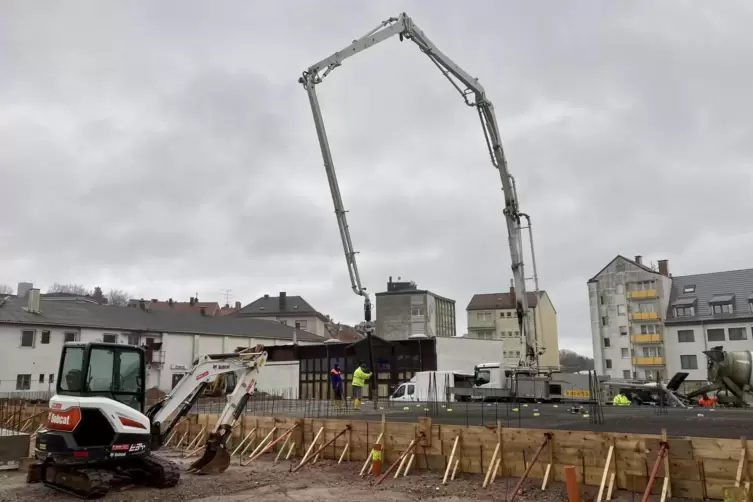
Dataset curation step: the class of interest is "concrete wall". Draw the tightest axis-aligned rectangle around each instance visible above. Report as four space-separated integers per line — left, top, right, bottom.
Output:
664 321 753 381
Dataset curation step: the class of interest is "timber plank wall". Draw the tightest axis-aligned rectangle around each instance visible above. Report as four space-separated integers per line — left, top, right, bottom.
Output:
10 406 750 500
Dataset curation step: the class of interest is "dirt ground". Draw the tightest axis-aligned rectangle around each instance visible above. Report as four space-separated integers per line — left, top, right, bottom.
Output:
0 452 695 502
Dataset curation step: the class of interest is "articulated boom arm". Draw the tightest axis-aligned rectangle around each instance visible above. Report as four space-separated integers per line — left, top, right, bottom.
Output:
148 346 267 443
300 12 541 364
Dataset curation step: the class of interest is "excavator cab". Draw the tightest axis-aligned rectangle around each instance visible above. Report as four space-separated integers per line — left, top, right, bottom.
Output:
57 342 146 413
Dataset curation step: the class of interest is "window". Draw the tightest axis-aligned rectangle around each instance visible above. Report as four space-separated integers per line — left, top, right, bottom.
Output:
20 330 35 347
622 370 631 379
707 329 725 342
477 312 492 322
103 334 117 343
729 327 747 341
16 374 31 390
638 303 656 313
677 330 694 343
39 374 45 383
392 385 406 398
680 355 698 370
127 334 140 345
641 324 660 334
620 326 628 336
507 312 512 317
406 384 415 396
64 332 78 342
87 348 115 392
674 306 695 317
295 320 308 330
712 303 733 314
41 330 50 344
601 316 608 327
410 307 424 316
603 337 611 348
477 330 494 340
118 350 143 393
600 296 605 305
632 280 656 291
514 331 520 337
279 320 288 326
49 374 54 384
683 285 696 293
616 284 624 295
605 359 612 369
621 348 629 358
643 346 662 357
617 305 626 316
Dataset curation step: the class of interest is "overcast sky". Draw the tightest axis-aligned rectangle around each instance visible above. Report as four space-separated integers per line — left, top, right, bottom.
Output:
2 1 752 356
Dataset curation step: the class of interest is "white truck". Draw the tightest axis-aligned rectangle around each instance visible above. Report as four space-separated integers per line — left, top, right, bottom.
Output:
389 370 474 403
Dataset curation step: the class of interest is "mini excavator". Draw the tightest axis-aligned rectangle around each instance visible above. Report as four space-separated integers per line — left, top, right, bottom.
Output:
26 341 267 498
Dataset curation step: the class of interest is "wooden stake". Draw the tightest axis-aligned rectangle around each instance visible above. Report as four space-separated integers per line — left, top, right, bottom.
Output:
443 436 459 485
246 427 278 460
542 433 554 491
285 441 296 460
490 457 502 486
660 429 671 502
451 459 460 481
360 432 384 476
735 436 750 491
597 444 615 502
275 433 291 463
232 429 256 457
238 429 258 458
403 453 415 476
483 442 501 488
338 443 350 464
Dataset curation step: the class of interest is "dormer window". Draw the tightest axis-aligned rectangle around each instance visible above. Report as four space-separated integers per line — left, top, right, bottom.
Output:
683 285 695 293
709 294 734 315
748 293 753 312
672 297 696 317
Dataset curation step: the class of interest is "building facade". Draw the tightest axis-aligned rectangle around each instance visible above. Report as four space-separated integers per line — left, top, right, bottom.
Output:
235 292 329 337
466 283 560 368
663 268 753 382
587 255 673 380
0 292 321 394
374 278 456 341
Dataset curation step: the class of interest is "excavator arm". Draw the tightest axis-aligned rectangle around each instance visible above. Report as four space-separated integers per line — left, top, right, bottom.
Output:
146 345 267 473
300 12 541 367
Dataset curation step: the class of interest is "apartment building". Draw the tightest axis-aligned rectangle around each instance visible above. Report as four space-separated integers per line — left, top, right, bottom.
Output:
466 282 559 368
375 277 456 341
663 268 753 382
588 255 673 380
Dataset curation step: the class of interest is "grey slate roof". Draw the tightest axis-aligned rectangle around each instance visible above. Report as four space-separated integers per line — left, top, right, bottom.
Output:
665 268 753 324
236 294 327 321
0 296 322 342
467 291 542 310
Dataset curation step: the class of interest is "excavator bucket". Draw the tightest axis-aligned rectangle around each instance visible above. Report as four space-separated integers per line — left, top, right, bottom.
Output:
187 442 231 475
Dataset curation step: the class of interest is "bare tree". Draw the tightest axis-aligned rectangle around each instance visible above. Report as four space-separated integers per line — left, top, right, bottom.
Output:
559 349 595 372
0 284 12 295
47 283 91 295
107 289 130 307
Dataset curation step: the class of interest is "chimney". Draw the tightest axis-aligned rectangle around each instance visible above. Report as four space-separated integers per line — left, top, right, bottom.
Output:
264 294 269 299
509 278 515 296
139 299 147 311
293 327 298 345
279 291 286 310
658 259 669 277
151 298 158 303
168 298 173 307
27 288 40 314
635 255 643 265
235 301 241 310
200 307 207 316
17 282 33 298
189 296 195 306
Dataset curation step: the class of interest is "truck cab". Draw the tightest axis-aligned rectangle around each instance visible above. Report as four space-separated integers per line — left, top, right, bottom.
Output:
389 381 417 402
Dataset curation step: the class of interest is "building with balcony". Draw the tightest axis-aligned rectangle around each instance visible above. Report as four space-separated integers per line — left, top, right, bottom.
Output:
466 282 559 368
375 277 456 341
663 268 753 382
587 255 673 380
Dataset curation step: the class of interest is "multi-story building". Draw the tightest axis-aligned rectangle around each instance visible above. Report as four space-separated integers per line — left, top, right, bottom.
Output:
466 282 560 368
375 277 456 341
235 292 330 337
663 268 753 382
588 255 672 380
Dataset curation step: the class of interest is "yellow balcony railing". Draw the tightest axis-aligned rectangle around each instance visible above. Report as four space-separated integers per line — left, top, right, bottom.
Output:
627 289 658 299
632 356 664 366
631 334 661 343
629 312 659 321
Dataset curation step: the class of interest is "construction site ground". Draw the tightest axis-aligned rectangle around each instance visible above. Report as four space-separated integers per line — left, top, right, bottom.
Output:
205 400 753 439
0 452 697 501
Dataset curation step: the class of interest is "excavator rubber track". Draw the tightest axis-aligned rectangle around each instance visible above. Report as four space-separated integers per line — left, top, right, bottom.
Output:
136 454 181 488
38 464 112 499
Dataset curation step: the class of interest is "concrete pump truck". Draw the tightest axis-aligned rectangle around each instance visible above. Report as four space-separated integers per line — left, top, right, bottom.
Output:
26 341 268 498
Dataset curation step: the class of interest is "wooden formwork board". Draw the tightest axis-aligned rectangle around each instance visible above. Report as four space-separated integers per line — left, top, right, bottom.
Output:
13 403 753 500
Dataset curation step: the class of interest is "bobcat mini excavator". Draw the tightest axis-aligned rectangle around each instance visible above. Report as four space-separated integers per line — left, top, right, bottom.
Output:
26 341 268 498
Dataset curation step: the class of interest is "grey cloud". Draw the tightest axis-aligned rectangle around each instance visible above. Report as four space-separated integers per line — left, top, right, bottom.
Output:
3 1 752 356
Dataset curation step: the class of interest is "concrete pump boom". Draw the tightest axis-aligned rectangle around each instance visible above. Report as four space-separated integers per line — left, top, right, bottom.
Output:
299 12 542 367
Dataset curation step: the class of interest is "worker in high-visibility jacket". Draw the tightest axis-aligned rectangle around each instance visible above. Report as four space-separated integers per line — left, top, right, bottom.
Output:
351 363 372 410
612 392 631 406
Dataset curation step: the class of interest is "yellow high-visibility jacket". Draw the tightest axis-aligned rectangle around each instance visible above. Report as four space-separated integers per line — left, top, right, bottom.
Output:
613 394 630 406
353 367 372 387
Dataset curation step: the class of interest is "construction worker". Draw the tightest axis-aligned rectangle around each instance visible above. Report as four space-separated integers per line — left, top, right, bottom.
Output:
612 391 630 406
698 393 718 408
351 363 372 410
330 362 343 408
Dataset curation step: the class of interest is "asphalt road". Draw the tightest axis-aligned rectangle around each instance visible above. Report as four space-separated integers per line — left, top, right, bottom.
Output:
192 399 753 439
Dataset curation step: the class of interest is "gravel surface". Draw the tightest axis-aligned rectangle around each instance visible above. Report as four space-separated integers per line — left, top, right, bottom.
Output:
0 452 696 501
